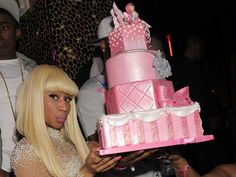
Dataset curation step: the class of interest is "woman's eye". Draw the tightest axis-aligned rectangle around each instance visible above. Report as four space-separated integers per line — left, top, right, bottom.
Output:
64 96 72 103
49 94 59 100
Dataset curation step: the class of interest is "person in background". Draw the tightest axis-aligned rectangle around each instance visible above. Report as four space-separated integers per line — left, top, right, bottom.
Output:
0 129 2 168
10 64 121 177
76 16 113 88
169 154 236 177
227 46 236 162
169 34 231 174
150 32 167 57
88 16 113 79
77 16 112 142
0 0 37 176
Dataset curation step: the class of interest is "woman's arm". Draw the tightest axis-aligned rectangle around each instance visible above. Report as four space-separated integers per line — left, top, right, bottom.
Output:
202 164 236 177
11 139 53 177
13 161 52 177
169 154 236 177
169 154 201 177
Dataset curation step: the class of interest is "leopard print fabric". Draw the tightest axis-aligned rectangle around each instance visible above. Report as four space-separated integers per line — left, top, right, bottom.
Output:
19 0 112 81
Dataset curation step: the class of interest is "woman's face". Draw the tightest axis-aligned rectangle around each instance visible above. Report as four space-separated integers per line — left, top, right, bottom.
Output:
43 91 72 129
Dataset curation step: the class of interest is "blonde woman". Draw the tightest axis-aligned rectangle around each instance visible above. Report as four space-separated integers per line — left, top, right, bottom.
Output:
11 65 121 177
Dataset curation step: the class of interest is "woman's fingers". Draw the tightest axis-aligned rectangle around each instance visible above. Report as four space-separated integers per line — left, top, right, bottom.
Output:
132 149 159 163
87 141 99 150
96 156 121 172
86 148 122 173
116 148 159 167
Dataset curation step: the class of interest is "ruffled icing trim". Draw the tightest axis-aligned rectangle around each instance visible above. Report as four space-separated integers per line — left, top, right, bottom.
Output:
98 102 200 126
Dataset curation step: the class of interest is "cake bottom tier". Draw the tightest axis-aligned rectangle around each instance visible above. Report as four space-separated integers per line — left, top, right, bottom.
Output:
97 103 214 155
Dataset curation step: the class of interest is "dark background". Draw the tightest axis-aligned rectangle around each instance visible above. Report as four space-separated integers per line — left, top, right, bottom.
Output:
114 1 236 95
115 1 235 58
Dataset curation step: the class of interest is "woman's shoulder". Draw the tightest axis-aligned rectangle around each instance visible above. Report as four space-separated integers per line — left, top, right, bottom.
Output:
13 138 34 154
11 138 40 168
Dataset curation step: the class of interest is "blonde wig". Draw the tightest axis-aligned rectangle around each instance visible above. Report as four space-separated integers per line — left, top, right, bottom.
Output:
16 64 89 177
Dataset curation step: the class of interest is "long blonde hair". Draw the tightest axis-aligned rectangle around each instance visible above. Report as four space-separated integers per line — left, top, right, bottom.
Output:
16 64 89 177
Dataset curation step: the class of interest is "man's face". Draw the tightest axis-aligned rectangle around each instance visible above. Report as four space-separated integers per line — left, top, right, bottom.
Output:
99 39 106 52
0 13 21 59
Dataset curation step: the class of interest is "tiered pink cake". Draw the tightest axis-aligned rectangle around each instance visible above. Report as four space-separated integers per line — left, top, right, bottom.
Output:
98 3 214 155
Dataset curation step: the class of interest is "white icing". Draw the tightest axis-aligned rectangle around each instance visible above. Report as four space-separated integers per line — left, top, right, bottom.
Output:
99 102 200 126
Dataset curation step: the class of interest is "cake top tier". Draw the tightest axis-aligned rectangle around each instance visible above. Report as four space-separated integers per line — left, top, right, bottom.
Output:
109 3 151 57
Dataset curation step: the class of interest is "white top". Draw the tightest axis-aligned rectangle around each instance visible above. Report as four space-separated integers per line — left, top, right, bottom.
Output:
89 57 104 78
77 74 106 138
0 128 2 167
0 58 28 172
11 127 84 177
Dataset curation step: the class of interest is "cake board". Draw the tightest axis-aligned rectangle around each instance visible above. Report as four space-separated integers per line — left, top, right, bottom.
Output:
98 135 214 155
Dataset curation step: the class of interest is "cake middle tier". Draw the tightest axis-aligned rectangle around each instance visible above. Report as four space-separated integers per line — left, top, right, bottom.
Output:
106 50 157 88
105 79 175 114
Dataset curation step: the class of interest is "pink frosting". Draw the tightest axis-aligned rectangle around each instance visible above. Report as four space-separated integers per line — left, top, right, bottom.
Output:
106 50 156 88
105 79 175 114
98 135 214 155
109 22 151 57
98 103 213 151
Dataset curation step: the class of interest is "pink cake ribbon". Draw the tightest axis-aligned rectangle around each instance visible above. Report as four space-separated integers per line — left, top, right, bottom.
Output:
156 85 174 107
172 87 194 106
156 86 193 107
156 86 194 107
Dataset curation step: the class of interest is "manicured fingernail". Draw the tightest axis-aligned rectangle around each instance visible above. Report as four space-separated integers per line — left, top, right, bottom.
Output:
138 150 144 154
114 156 122 160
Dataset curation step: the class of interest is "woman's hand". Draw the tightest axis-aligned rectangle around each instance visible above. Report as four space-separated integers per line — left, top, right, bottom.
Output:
168 154 204 177
114 148 159 169
80 141 122 176
168 154 188 171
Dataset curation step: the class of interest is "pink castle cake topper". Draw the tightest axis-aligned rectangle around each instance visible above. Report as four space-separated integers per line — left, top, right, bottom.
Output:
124 3 139 22
110 2 151 29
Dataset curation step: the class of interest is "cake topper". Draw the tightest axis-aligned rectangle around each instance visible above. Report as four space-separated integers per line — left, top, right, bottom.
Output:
124 3 139 22
110 2 125 28
110 2 151 29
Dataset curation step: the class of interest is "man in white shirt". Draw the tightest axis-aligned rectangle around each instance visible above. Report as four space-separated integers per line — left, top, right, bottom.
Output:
0 129 2 168
0 1 36 176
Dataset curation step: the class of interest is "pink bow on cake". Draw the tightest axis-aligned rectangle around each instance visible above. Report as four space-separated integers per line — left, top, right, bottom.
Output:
156 86 194 107
172 87 194 106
